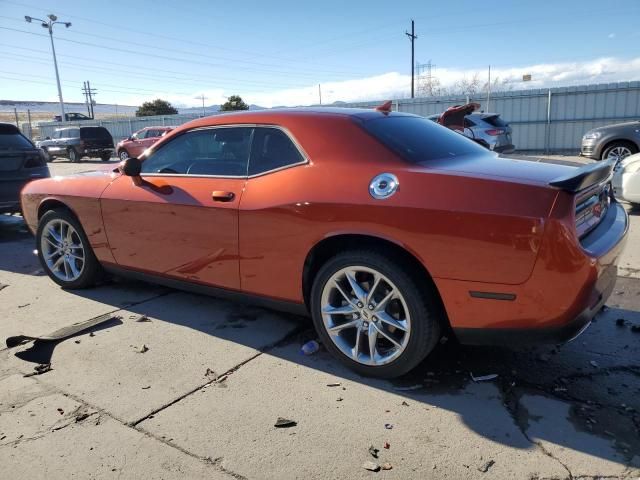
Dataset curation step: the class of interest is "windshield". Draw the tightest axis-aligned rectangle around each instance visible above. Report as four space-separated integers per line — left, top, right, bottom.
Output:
361 115 487 163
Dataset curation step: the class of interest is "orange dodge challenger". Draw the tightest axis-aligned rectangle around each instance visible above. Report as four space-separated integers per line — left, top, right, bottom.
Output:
21 107 628 378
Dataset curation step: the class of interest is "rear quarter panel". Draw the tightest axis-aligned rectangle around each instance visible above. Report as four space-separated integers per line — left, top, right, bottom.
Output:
239 116 557 303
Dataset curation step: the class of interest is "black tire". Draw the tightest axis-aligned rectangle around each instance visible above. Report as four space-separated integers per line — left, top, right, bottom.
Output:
100 152 112 161
310 249 442 378
601 141 638 161
68 147 80 163
36 209 102 289
41 147 52 163
118 149 129 161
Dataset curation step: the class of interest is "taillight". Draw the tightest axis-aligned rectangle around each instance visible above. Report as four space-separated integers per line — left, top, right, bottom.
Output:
23 152 46 168
575 183 611 239
485 129 505 136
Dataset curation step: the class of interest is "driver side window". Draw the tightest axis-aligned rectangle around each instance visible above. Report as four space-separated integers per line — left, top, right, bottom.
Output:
140 127 252 177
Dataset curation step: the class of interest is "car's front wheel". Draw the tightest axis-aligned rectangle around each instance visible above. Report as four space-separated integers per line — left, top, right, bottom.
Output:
602 141 637 161
68 147 80 163
118 149 129 161
310 249 441 378
36 209 102 289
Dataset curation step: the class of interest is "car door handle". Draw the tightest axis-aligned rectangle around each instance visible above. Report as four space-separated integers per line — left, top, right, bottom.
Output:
212 191 235 202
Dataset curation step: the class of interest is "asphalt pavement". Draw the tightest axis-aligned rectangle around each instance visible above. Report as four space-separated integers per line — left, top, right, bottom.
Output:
0 156 638 479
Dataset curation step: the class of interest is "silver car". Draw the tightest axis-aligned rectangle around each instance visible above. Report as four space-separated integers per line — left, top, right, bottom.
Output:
612 153 640 207
581 121 640 161
428 112 515 153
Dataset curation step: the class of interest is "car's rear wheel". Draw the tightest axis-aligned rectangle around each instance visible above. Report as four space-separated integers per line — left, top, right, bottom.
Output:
36 209 102 289
310 249 441 378
118 149 129 161
101 152 112 161
602 141 637 161
68 147 80 163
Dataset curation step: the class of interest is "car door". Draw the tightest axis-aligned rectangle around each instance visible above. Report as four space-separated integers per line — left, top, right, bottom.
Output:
100 126 252 290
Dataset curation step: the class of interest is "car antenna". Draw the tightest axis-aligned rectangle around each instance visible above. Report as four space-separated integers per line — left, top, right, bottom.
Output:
375 100 393 114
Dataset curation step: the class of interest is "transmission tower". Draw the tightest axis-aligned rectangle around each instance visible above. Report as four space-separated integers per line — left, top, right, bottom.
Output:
416 60 440 97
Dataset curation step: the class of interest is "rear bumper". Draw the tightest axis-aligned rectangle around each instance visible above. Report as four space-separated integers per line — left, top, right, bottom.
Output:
446 202 628 346
493 143 515 154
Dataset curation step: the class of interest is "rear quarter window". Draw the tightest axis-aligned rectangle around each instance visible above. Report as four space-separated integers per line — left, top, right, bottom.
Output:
0 130 34 149
361 115 487 163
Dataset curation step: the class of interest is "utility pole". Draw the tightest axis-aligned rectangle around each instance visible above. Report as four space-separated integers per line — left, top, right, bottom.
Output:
82 81 97 118
405 19 417 98
25 14 71 121
318 84 322 105
194 94 207 116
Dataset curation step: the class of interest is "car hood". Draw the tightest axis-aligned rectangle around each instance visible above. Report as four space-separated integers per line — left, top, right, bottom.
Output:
587 121 640 134
418 153 577 187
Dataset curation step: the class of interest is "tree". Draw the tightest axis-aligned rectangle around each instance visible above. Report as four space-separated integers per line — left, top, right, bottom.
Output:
220 95 249 111
135 99 178 117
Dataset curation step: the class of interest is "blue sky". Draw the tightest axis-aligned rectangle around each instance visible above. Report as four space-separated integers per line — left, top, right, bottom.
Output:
1 0 639 107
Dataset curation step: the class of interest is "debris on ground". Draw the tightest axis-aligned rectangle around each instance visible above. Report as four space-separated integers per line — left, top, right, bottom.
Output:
204 368 217 379
300 340 320 355
18 303 30 308
6 313 120 348
141 386 151 390
590 360 599 368
75 413 91 422
393 384 422 391
383 442 390 449
336 397 343 402
24 363 52 377
477 460 495 473
470 373 498 382
274 417 297 428
381 462 393 470
134 315 151 323
57 408 64 415
384 423 393 429
616 318 626 327
89 332 95 337
401 401 409 407
362 461 380 472
368 445 379 458
326 382 341 387
135 344 149 354
74 340 81 344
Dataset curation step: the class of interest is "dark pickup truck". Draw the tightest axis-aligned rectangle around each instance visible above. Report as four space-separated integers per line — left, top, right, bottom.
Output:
37 126 114 162
0 123 49 214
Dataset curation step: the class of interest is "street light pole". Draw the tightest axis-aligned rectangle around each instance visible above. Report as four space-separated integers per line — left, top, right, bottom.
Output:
25 14 71 121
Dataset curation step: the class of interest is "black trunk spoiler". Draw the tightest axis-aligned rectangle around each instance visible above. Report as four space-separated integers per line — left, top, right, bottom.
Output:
549 159 614 193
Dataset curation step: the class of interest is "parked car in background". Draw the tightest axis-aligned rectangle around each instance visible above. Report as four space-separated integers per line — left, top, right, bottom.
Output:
428 104 515 153
581 121 640 160
53 112 93 122
0 123 49 214
37 126 114 162
612 153 640 207
116 126 173 161
21 106 627 378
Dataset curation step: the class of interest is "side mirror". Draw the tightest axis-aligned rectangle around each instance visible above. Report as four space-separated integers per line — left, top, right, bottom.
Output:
127 136 134 141
121 157 142 177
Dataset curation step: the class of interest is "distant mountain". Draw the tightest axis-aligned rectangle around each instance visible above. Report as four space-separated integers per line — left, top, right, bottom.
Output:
0 100 138 115
177 104 266 114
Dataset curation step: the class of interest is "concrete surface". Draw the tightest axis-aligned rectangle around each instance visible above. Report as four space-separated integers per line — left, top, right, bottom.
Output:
0 156 639 479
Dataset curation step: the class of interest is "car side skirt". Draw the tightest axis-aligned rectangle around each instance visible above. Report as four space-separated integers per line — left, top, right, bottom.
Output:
102 264 309 317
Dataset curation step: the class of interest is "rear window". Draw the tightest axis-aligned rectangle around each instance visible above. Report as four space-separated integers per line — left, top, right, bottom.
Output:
482 115 508 127
361 115 487 163
0 128 34 149
80 127 112 140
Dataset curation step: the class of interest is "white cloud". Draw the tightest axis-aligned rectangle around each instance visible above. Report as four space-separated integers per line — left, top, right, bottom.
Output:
112 56 640 108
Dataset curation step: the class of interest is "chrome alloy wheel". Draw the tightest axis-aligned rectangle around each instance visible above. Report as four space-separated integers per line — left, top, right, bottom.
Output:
40 219 85 282
606 145 632 160
320 266 411 366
